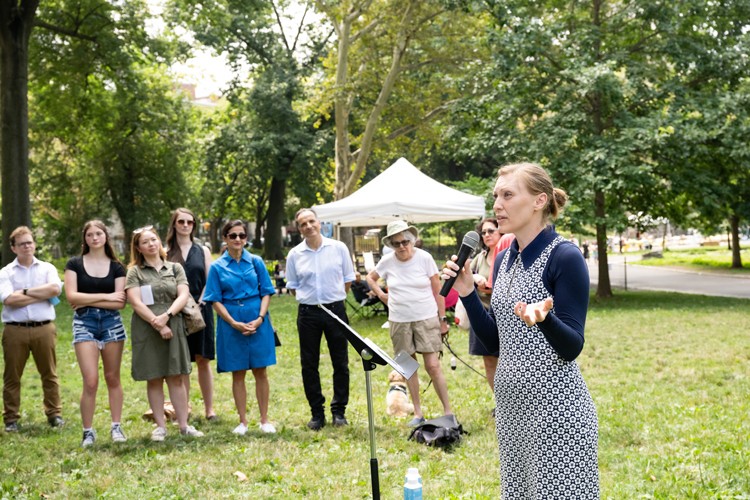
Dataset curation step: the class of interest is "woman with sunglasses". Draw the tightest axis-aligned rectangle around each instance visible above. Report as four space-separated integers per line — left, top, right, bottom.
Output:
125 226 203 441
64 221 127 447
366 220 452 427
467 218 503 391
165 208 216 421
203 220 277 435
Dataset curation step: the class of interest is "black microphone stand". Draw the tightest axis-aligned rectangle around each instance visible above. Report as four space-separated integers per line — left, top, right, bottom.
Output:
320 305 418 500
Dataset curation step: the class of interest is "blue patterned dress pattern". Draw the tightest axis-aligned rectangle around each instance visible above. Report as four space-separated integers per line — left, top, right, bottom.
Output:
491 235 599 499
203 250 276 373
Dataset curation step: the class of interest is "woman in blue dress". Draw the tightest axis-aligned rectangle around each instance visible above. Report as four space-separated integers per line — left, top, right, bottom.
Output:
203 220 277 435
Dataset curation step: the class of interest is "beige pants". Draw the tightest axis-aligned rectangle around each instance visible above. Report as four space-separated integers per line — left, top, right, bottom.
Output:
2 322 62 424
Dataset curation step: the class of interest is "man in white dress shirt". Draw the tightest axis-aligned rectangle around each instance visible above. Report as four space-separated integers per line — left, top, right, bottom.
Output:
0 226 64 432
285 209 355 431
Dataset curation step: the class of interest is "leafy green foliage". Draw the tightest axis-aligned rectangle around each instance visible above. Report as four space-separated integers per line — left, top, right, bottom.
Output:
165 0 330 258
28 0 201 254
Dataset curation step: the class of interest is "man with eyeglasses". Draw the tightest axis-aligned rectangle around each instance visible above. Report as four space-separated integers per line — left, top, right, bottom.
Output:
0 226 64 432
285 208 355 430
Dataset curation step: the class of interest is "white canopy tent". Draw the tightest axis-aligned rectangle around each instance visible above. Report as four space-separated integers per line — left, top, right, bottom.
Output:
313 158 486 227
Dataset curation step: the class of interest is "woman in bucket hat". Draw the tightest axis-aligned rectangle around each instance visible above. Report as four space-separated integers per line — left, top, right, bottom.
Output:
366 220 453 427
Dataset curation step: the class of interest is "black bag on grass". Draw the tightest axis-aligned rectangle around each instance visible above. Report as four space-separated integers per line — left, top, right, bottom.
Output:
408 414 466 448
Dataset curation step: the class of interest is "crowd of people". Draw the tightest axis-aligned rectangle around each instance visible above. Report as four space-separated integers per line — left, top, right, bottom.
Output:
0 162 599 497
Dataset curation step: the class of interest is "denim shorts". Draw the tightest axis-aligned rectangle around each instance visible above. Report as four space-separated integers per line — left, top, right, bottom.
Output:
72 307 127 349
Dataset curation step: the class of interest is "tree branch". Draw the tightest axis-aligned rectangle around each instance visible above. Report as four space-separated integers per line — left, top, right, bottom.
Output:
384 99 461 141
271 0 291 53
34 18 97 42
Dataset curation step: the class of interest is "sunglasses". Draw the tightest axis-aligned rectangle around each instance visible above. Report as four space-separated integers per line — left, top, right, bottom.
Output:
227 233 247 240
390 239 411 248
481 228 497 236
176 219 195 226
133 225 154 234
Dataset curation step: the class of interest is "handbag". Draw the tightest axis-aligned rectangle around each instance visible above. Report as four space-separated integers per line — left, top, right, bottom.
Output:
182 295 206 335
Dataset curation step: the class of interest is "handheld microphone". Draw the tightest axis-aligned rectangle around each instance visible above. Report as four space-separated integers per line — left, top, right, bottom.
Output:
440 230 481 297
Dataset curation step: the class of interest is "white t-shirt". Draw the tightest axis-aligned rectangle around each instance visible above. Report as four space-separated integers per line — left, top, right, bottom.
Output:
375 248 439 323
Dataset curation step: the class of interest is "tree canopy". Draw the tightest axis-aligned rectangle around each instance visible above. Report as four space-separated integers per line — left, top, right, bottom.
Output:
0 0 746 278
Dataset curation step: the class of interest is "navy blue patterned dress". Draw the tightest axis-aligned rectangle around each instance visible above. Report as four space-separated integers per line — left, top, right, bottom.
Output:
463 227 599 499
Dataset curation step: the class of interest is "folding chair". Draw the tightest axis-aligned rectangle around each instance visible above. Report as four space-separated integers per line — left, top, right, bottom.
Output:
347 277 388 319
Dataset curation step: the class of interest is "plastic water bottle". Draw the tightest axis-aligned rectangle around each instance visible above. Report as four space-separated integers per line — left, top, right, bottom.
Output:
404 467 423 499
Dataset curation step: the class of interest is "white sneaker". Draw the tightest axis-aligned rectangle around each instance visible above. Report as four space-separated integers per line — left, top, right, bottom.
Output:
232 423 248 436
151 427 167 442
81 429 96 448
110 424 127 443
259 422 276 434
180 425 204 437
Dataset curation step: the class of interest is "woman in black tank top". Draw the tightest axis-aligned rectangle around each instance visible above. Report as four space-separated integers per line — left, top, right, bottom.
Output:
166 208 217 421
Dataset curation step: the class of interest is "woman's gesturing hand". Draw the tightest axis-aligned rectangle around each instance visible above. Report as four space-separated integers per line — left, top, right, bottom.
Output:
514 297 553 326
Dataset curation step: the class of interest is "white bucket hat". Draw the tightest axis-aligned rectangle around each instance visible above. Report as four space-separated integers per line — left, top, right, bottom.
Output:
381 220 419 247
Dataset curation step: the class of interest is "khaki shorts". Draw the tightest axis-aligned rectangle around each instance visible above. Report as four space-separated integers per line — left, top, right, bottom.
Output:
389 317 443 355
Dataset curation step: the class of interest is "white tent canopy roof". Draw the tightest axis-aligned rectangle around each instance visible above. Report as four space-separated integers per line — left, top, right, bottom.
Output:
313 158 485 227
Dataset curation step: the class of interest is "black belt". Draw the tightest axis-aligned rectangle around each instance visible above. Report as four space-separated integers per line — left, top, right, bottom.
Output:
7 320 52 328
299 301 343 310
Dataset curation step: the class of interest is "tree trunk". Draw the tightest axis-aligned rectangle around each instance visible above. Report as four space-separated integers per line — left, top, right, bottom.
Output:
332 2 414 201
594 190 613 298
332 13 353 201
0 0 39 265
264 176 286 260
729 213 742 269
210 216 223 254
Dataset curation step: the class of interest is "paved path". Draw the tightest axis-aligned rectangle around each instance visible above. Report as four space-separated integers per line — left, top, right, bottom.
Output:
588 256 750 299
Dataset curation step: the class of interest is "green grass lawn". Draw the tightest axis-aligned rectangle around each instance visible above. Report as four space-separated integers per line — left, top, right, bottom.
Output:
634 245 750 273
1 291 748 498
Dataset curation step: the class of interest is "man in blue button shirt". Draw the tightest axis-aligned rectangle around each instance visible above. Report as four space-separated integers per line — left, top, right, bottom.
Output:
285 208 355 430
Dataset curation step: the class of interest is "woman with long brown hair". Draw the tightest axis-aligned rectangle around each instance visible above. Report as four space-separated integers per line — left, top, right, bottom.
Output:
64 221 127 447
165 208 216 421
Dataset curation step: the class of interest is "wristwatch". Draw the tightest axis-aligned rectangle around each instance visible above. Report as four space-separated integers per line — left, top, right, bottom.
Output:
440 316 448 323
22 288 28 295
167 311 174 318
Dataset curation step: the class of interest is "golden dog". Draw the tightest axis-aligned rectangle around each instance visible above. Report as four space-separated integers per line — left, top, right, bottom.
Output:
386 370 414 417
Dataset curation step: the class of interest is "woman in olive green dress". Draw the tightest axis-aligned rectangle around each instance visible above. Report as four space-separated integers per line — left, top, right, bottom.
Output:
125 226 204 441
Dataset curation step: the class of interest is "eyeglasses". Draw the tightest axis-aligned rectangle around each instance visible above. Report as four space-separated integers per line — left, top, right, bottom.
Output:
481 228 497 236
133 225 154 234
176 219 195 226
13 241 34 248
390 239 411 248
227 233 247 240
